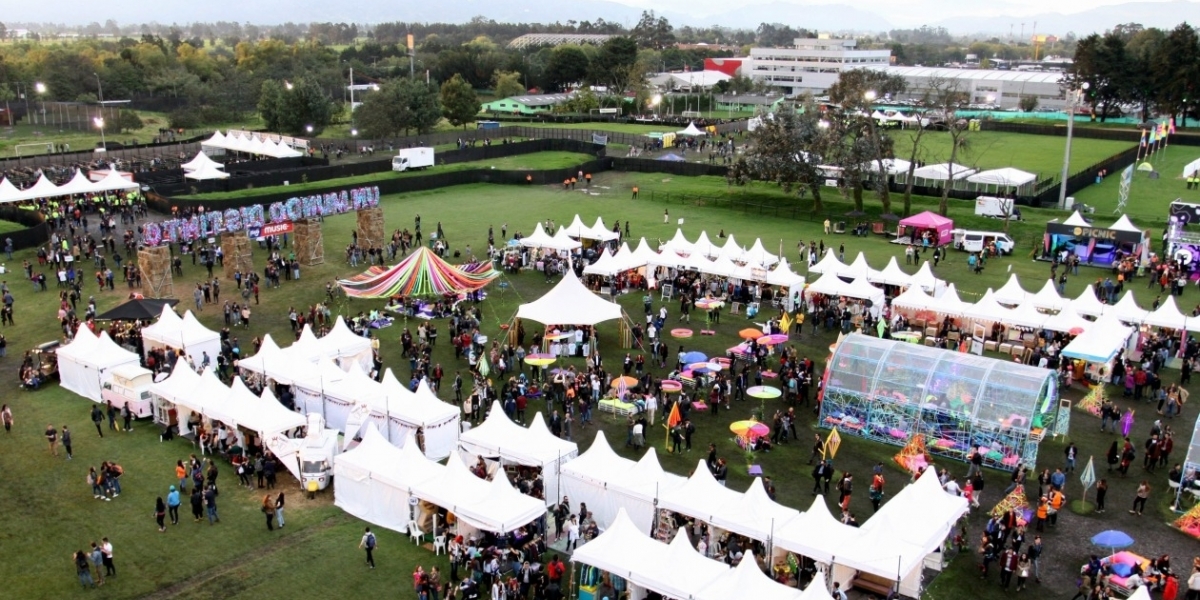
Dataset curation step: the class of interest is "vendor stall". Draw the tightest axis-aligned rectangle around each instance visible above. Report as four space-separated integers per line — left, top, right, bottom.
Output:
458 401 579 506
896 211 953 248
334 424 444 534
1043 215 1146 267
141 306 221 367
380 370 460 460
58 327 140 404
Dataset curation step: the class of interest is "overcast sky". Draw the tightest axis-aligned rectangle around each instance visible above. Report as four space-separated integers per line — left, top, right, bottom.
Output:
615 0 1179 21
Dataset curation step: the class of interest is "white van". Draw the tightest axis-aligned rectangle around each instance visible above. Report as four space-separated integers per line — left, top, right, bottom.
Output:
975 196 1022 220
101 364 156 418
952 229 1015 255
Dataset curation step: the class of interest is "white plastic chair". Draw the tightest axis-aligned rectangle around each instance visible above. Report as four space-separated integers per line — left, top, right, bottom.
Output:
433 534 447 555
406 521 422 545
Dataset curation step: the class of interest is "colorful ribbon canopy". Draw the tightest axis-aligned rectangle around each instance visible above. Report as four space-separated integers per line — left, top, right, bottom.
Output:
337 247 498 298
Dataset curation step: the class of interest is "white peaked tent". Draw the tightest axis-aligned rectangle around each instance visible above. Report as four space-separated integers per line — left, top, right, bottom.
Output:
866 468 969 559
607 447 684 533
631 238 659 266
678 122 706 136
710 477 802 543
201 130 227 151
240 385 306 437
582 248 621 277
866 158 912 175
692 231 719 258
992 273 1029 306
1145 295 1200 331
321 316 374 372
458 402 579 506
1071 286 1108 318
564 215 592 239
519 223 555 249
720 234 746 263
965 289 1015 323
766 257 806 288
807 248 846 274
1109 290 1150 324
657 459 741 523
21 174 63 200
571 508 667 591
1063 314 1135 364
414 453 544 533
589 216 619 241
1183 158 1200 178
287 324 325 365
892 285 935 313
516 269 623 326
91 169 139 192
1006 298 1050 329
291 356 347 429
911 162 977 180
830 516 927 598
775 496 859 563
966 167 1037 187
148 361 202 410
909 260 944 293
560 432 637 529
1030 279 1069 312
381 372 460 460
698 551 807 600
334 425 444 534
1062 211 1091 227
174 368 239 426
328 363 389 435
652 530 730 599
659 228 695 256
58 327 140 403
238 334 310 386
0 178 21 203
1110 214 1142 233
1043 305 1094 335
181 151 225 172
549 227 583 251
184 162 231 180
142 306 221 367
611 243 636 271
935 283 972 315
745 238 780 267
56 170 98 195
869 256 913 287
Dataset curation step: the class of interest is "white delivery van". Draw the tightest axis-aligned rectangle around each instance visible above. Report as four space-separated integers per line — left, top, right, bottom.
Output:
392 147 435 172
975 196 1022 220
101 364 156 418
952 229 1015 255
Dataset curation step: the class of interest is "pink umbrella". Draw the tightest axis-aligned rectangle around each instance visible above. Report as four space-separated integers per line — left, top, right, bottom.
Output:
660 380 683 393
760 334 789 345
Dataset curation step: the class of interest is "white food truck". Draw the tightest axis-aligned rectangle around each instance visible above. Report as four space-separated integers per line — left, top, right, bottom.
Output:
101 364 156 418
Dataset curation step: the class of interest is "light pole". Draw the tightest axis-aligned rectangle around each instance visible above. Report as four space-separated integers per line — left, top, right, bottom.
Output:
1058 82 1090 209
94 116 106 151
94 72 105 140
34 82 46 125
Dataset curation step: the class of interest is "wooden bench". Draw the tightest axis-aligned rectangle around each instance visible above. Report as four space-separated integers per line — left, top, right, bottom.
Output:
852 572 895 597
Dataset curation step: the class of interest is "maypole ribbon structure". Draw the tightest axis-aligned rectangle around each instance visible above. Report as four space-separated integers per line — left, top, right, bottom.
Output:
338 247 499 298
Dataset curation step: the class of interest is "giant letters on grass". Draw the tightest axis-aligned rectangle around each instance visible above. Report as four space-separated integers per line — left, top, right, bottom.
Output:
144 186 380 246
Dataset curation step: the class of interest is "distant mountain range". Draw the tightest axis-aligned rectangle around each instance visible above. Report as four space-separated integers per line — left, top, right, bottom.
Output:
7 0 1197 36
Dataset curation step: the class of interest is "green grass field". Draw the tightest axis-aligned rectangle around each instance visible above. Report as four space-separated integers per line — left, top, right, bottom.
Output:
899 129 1134 177
3 168 1200 599
1071 146 1200 224
511 122 683 135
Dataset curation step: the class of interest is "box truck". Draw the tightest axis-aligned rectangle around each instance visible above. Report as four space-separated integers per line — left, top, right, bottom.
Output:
974 196 1022 220
392 147 435 172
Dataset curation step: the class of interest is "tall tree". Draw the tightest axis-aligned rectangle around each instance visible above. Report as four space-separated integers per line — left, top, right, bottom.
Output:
826 69 907 214
728 100 833 214
1151 24 1200 126
440 73 480 129
257 77 334 135
1065 33 1132 122
1126 27 1165 122
543 45 590 92
631 11 675 50
588 36 639 94
492 70 526 99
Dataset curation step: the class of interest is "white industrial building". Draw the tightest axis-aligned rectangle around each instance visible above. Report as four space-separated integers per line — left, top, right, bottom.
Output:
880 66 1067 110
746 38 891 95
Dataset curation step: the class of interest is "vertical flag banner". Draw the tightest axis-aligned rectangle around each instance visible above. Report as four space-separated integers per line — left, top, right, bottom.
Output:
1117 163 1134 214
823 427 842 459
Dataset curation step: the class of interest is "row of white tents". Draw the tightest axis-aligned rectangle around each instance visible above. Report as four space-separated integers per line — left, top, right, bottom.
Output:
0 169 139 203
201 130 304 158
567 432 967 599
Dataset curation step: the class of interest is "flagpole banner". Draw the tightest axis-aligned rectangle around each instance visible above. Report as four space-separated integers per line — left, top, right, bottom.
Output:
1117 163 1134 214
1080 455 1096 494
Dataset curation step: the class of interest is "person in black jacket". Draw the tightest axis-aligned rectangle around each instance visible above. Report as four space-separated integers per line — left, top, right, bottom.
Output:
812 460 834 495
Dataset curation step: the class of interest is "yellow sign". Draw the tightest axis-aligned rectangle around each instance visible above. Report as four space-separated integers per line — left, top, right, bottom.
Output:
824 428 842 459
407 34 414 50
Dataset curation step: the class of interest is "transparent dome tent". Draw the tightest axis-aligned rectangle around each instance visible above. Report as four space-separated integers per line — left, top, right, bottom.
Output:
819 334 1061 469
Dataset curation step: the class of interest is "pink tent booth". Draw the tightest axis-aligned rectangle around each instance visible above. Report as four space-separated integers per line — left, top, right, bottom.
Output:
897 211 954 247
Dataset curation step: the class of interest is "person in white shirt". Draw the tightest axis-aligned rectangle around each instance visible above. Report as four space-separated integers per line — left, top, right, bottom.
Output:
943 478 962 497
566 515 581 551
645 395 657 426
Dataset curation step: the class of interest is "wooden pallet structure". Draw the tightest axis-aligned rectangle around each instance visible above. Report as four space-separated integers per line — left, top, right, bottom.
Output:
137 245 174 299
292 218 325 266
356 207 385 250
221 230 254 281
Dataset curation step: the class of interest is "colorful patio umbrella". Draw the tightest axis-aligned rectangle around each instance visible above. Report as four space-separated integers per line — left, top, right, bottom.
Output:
337 247 499 298
730 420 770 439
739 328 764 340
611 376 639 389
760 334 789 345
524 354 556 366
681 351 708 364
747 385 782 399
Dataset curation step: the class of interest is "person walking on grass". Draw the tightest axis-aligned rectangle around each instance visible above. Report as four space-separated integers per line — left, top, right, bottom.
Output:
1131 480 1150 516
191 487 204 523
154 497 167 532
74 550 96 589
275 492 286 529
360 527 377 569
91 405 103 438
167 485 181 525
100 538 115 577
89 542 105 586
1096 479 1108 513
61 425 72 460
262 495 276 531
204 485 219 524
2 403 13 433
45 423 58 456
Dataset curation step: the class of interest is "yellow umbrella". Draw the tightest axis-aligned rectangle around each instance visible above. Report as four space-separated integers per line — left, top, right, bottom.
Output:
611 376 639 389
730 420 770 439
